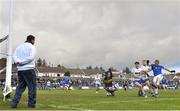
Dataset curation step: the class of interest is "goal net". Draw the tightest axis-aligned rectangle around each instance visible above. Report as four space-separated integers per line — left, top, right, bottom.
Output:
0 0 13 101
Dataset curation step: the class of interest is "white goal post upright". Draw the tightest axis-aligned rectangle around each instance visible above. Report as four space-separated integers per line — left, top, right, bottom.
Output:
3 0 13 101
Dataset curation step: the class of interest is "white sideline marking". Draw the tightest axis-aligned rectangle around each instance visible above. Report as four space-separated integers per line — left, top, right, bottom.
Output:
63 98 180 107
36 98 180 110
37 103 87 110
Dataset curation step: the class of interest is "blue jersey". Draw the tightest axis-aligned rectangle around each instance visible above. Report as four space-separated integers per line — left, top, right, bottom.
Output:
63 76 70 85
151 64 164 76
162 78 167 85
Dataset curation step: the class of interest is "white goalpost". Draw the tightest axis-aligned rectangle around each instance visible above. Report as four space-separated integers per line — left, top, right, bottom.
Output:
2 0 13 101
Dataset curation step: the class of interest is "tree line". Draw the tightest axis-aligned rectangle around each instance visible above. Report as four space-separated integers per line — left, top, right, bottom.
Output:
0 57 131 74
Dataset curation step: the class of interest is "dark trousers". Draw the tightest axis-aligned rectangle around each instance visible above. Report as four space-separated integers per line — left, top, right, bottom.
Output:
12 69 36 107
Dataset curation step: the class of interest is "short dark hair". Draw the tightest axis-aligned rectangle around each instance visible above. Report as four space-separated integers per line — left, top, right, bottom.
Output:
26 35 35 41
147 60 150 64
155 59 159 62
26 35 35 43
134 61 140 64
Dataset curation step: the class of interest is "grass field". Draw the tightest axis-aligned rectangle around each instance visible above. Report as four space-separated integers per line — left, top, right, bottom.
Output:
0 89 180 110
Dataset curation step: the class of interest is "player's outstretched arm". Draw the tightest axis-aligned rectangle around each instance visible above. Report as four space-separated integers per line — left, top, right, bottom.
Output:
164 68 171 73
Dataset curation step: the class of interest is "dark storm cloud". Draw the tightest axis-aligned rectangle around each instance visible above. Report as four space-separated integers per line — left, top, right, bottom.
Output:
0 0 180 69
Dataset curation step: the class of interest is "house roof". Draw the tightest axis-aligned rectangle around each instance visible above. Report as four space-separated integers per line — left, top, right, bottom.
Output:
37 67 104 75
37 67 66 73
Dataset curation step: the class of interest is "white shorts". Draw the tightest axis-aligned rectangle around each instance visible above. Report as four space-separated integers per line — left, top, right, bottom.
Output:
162 84 167 88
95 81 101 87
64 84 70 88
153 74 163 85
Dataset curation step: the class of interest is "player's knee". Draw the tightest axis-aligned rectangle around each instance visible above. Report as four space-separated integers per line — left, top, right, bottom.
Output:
138 84 143 89
152 84 158 89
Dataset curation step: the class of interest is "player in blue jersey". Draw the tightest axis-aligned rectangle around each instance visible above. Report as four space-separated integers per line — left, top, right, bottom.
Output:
161 76 168 90
63 75 71 90
149 60 172 97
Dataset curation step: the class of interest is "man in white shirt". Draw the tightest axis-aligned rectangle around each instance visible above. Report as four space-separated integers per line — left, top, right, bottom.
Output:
141 60 152 94
141 60 151 72
46 80 51 90
95 75 101 93
132 62 148 98
11 35 37 108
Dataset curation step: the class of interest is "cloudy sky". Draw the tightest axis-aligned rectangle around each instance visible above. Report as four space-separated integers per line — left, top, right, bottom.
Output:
0 0 180 71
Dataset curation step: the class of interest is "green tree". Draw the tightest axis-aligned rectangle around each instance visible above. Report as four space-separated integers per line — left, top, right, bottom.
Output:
57 64 61 67
64 71 71 77
109 67 118 72
42 59 47 67
36 58 42 67
100 67 104 71
86 66 92 70
0 58 6 67
123 67 131 74
95 66 99 70
57 64 65 69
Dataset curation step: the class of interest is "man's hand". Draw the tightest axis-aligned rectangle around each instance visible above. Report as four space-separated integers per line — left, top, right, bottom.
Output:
15 62 20 65
15 62 24 66
170 70 176 73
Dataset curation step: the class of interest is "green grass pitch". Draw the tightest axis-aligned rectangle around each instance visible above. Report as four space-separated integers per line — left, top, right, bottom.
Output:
0 89 180 110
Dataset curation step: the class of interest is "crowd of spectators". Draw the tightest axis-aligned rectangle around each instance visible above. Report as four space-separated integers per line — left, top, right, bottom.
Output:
0 77 180 90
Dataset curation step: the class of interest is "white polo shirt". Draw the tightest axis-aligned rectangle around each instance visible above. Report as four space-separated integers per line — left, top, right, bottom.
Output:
13 42 36 71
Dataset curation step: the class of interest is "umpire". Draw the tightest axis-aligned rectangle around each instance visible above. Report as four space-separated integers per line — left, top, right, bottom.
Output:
11 35 37 108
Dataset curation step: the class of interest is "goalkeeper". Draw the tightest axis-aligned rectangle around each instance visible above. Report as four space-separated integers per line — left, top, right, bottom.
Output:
103 68 117 96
